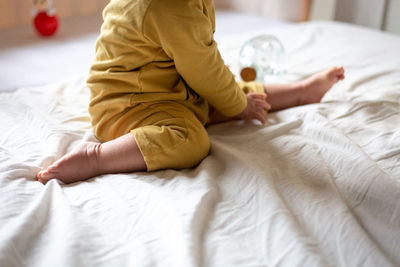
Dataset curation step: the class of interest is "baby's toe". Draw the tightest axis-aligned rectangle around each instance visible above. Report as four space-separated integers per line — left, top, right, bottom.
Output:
36 170 45 179
37 169 57 181
327 67 345 81
36 170 48 184
334 66 344 75
38 177 49 185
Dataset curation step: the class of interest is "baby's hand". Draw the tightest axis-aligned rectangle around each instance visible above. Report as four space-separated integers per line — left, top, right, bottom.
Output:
236 93 271 124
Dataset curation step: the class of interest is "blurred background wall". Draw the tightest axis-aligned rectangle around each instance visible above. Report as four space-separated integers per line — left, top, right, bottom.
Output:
214 0 304 21
0 0 399 35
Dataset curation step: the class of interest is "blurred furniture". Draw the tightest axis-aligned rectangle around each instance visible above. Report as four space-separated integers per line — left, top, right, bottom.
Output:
334 0 400 34
214 0 400 35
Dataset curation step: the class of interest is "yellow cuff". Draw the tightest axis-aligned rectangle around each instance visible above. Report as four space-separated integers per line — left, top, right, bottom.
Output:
237 81 265 94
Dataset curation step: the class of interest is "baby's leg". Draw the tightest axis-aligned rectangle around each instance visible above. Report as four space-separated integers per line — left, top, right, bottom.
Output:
266 66 345 111
36 133 147 184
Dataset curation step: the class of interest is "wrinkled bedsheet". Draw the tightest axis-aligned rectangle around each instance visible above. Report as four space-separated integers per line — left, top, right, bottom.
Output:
1 22 399 267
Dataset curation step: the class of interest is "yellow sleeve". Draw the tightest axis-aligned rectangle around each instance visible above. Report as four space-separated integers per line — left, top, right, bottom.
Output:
143 0 247 117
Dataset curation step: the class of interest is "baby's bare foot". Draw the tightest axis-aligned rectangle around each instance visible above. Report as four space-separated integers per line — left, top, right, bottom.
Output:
299 66 345 105
36 142 102 185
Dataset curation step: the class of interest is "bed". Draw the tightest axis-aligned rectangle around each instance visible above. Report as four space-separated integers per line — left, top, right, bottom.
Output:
0 11 399 267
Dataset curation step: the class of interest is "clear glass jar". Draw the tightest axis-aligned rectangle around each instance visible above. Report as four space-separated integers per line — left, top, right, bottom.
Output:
238 34 286 83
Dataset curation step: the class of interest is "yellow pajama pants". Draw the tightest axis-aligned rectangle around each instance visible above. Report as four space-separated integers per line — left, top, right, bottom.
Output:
97 81 264 171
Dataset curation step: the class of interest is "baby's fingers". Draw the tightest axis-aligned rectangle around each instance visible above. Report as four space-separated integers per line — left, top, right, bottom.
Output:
261 100 271 111
248 93 267 100
251 106 267 124
254 111 267 124
253 98 270 112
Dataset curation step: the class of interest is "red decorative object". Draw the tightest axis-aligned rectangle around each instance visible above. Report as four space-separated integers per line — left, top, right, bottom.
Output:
32 0 58 37
33 11 58 37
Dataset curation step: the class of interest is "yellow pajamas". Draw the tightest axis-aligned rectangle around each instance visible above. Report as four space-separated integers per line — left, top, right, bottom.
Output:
87 0 264 171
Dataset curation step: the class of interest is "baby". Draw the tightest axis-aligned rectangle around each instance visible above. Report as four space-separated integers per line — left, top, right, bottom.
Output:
36 0 344 184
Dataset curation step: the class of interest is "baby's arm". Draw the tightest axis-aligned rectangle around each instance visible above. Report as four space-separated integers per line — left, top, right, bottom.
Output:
143 0 247 118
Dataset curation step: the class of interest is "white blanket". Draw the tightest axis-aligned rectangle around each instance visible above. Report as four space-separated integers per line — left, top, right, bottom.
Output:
1 21 399 267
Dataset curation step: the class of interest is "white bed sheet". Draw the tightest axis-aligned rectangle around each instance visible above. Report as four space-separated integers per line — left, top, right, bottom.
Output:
1 15 400 267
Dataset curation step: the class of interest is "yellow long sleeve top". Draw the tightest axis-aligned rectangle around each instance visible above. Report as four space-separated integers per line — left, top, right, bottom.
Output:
87 0 247 128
